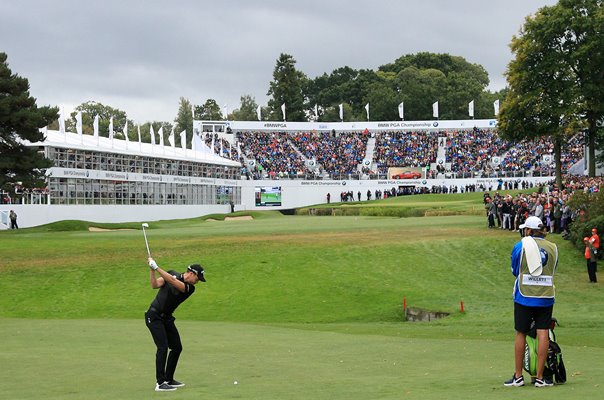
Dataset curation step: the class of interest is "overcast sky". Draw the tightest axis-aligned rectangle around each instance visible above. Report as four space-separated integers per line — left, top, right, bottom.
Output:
1 0 558 124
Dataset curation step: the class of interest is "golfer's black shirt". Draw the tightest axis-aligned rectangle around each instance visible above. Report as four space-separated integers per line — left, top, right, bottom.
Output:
149 270 195 315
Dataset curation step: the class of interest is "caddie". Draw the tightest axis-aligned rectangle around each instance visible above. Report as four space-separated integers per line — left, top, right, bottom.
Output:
504 216 558 388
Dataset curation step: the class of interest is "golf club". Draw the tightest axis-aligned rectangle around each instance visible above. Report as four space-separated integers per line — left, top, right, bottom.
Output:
141 222 151 257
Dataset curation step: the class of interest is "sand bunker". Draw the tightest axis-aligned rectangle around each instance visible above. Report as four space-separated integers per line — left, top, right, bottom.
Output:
206 216 254 222
88 227 135 232
225 216 253 221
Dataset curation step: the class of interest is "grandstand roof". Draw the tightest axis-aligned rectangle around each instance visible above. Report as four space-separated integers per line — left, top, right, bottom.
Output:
28 129 241 167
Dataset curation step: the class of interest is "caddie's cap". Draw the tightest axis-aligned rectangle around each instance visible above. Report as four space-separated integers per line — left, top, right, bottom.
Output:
187 264 206 282
592 228 597 233
519 216 543 230
584 237 589 241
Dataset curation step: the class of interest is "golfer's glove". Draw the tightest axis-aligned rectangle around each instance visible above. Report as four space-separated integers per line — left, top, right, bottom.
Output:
148 258 159 270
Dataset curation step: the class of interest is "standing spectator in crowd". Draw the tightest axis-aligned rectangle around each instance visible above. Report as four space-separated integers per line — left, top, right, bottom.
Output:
326 192 331 204
584 236 598 283
534 199 544 222
494 193 503 228
516 201 529 233
560 200 571 233
552 200 562 234
590 228 600 257
501 196 512 230
9 210 18 229
367 190 372 201
504 216 558 387
485 198 496 228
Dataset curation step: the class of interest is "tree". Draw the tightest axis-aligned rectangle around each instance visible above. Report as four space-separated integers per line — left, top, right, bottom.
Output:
195 99 223 121
306 67 380 121
499 0 603 185
70 101 131 139
267 53 307 121
363 81 399 121
174 97 193 146
476 88 507 119
0 52 56 194
395 67 447 120
383 52 489 120
230 95 259 121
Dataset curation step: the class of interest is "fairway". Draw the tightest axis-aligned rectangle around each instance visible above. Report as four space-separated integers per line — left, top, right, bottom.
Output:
1 209 603 399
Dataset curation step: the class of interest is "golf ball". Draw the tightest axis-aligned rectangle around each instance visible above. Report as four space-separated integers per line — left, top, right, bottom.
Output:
233 380 238 385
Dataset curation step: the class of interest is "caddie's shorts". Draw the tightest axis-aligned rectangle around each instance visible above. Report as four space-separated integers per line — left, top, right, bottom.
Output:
514 302 553 333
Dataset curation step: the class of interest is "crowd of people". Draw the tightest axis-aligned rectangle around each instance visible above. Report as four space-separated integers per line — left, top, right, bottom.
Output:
236 131 308 178
483 176 603 236
447 128 511 174
200 129 586 180
290 131 369 175
373 130 439 172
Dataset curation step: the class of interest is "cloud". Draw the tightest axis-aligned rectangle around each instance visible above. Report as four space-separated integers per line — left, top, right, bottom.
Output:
0 0 556 122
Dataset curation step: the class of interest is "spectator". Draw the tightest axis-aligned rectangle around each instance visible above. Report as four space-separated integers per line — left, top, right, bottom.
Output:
584 236 598 283
9 210 18 229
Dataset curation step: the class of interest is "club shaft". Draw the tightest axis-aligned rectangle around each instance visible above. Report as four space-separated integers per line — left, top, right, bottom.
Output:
142 227 151 257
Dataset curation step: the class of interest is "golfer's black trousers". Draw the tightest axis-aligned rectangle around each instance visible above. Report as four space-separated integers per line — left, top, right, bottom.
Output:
145 310 183 384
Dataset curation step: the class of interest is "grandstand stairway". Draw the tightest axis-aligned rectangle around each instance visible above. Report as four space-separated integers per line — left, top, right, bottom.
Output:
287 138 321 173
359 136 376 172
431 135 452 174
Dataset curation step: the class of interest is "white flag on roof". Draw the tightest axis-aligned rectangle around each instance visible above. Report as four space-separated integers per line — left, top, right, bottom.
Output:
432 101 439 119
281 103 286 121
468 100 474 118
123 121 129 142
180 130 186 150
398 102 404 120
93 114 99 137
75 111 83 136
150 125 156 145
168 127 175 147
58 107 65 134
158 127 164 147
494 99 500 116
109 117 114 140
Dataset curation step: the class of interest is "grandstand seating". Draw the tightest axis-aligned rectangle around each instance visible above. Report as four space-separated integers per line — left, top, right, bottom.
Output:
203 128 583 180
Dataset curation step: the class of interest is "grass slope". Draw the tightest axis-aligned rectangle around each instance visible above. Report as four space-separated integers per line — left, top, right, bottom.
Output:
1 193 602 398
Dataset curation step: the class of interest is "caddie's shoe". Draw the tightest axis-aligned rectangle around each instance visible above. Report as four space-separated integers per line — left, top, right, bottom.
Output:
155 382 177 391
503 374 525 387
167 380 185 388
534 377 553 387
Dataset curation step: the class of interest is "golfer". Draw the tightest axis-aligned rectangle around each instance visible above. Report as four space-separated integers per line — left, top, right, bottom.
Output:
504 216 558 388
145 257 206 392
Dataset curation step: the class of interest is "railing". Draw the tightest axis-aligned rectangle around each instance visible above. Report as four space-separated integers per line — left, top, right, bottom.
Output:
243 169 557 181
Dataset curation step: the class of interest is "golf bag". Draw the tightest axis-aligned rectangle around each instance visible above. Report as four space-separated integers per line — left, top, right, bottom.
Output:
523 317 567 384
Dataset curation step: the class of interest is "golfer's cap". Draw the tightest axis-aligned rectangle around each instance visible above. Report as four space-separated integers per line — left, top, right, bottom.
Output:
584 237 590 241
592 228 597 233
187 264 206 282
519 216 543 230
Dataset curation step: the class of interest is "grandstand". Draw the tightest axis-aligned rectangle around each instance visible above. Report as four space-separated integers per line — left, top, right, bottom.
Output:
0 117 583 228
198 119 581 181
